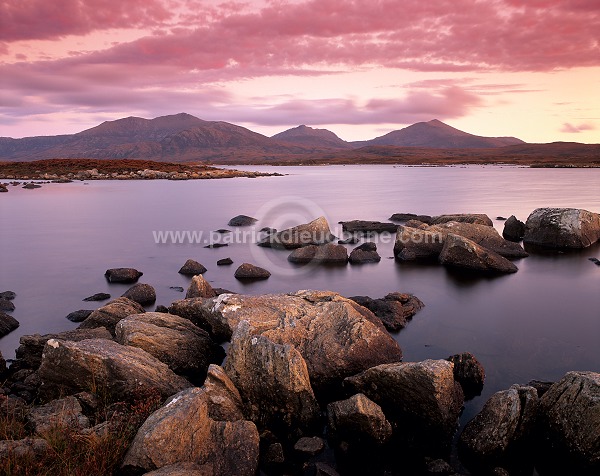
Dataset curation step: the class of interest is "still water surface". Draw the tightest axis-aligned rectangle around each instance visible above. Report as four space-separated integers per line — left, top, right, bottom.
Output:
1 165 599 424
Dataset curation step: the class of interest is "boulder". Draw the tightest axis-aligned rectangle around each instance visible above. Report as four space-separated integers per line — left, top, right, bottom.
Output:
258 216 335 249
224 321 320 434
65 309 94 322
431 214 493 226
394 225 445 261
37 338 191 401
169 298 232 342
122 385 258 475
143 463 214 476
234 263 271 280
115 312 224 383
459 385 538 469
0 438 50 460
340 220 398 234
447 352 485 399
15 327 112 370
349 293 424 331
524 207 600 249
122 283 157 306
389 213 433 224
345 360 464 438
26 395 90 434
288 243 348 264
228 215 258 226
327 393 392 446
294 436 325 456
104 267 143 283
0 310 19 337
0 298 15 312
78 297 145 335
216 257 233 266
82 292 111 302
439 234 518 274
429 221 528 258
185 291 403 394
348 242 381 264
154 305 169 313
539 371 600 470
185 275 217 299
502 215 526 242
0 290 16 300
178 259 207 276
0 184 7 192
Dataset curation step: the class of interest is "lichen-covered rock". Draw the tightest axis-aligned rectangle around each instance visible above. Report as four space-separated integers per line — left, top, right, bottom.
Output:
288 243 348 264
258 216 335 249
524 207 600 249
224 321 320 434
439 234 518 274
78 297 145 335
327 393 392 446
539 371 600 470
122 383 258 475
185 275 217 299
459 385 538 469
121 283 157 306
37 338 190 401
115 312 224 383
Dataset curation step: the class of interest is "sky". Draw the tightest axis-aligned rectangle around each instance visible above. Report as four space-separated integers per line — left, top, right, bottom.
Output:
1 0 599 143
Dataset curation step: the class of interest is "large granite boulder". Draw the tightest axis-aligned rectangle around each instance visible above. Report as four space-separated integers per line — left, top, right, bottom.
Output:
394 225 445 261
104 267 143 283
502 215 526 242
224 321 320 435
345 360 464 438
429 221 528 258
115 312 224 383
258 216 335 249
78 297 145 335
121 283 157 306
459 385 538 469
122 369 258 476
185 275 217 299
15 327 113 370
327 393 392 446
340 220 398 234
175 290 403 395
288 243 348 264
431 214 493 226
37 338 191 401
349 293 424 332
524 207 600 249
439 234 518 274
538 371 600 471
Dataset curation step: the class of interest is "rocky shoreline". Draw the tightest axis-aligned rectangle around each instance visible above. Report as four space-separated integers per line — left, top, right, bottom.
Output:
1 208 599 475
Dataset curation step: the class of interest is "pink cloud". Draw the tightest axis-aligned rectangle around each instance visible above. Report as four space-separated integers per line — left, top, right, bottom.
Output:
560 122 596 133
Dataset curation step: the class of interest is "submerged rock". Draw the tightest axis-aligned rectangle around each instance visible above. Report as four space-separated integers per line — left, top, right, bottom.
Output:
288 243 348 264
389 213 433 224
447 352 485 399
217 257 233 266
0 298 15 312
228 215 258 226
178 259 207 276
0 291 16 300
82 292 111 302
348 242 381 264
349 293 424 331
0 310 19 337
439 234 518 274
258 216 335 249
234 263 271 280
340 220 398 234
524 207 600 249
65 309 94 323
104 267 143 283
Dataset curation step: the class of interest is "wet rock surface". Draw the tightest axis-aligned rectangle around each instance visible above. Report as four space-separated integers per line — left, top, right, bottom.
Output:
104 267 143 283
524 207 600 249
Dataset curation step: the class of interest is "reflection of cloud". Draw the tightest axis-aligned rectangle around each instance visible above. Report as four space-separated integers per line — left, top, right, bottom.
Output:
560 122 595 133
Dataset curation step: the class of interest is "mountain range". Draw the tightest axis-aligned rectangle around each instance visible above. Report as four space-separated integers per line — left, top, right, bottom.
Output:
1 113 598 166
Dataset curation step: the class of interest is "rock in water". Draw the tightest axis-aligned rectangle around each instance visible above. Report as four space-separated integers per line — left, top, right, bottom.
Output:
459 385 538 470
65 309 94 322
447 352 485 399
389 213 433 224
340 220 398 234
228 215 258 226
538 371 600 471
115 312 224 383
37 338 191 401
288 243 348 264
349 293 424 331
78 297 145 335
185 275 217 299
0 291 16 300
431 214 493 226
524 207 600 249
217 257 233 266
122 372 258 475
225 322 320 435
0 299 15 312
258 216 335 249
234 263 271 280
327 393 392 446
394 225 445 261
104 268 143 283
178 259 207 276
0 310 19 337
121 283 157 305
349 242 381 264
82 292 111 302
439 234 518 274
502 215 526 242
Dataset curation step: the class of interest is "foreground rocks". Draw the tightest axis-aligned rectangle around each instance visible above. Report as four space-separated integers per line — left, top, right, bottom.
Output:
524 207 600 249
439 234 518 274
258 216 335 249
288 243 348 264
185 275 217 298
121 283 157 305
447 352 485 399
78 297 145 335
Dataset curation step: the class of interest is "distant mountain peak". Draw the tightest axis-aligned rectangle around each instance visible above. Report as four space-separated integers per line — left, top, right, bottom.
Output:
272 125 351 149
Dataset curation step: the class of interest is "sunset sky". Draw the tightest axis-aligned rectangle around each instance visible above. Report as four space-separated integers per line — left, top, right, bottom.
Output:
1 0 599 143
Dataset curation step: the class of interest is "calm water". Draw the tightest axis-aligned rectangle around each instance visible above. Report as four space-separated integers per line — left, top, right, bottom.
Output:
1 165 599 425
